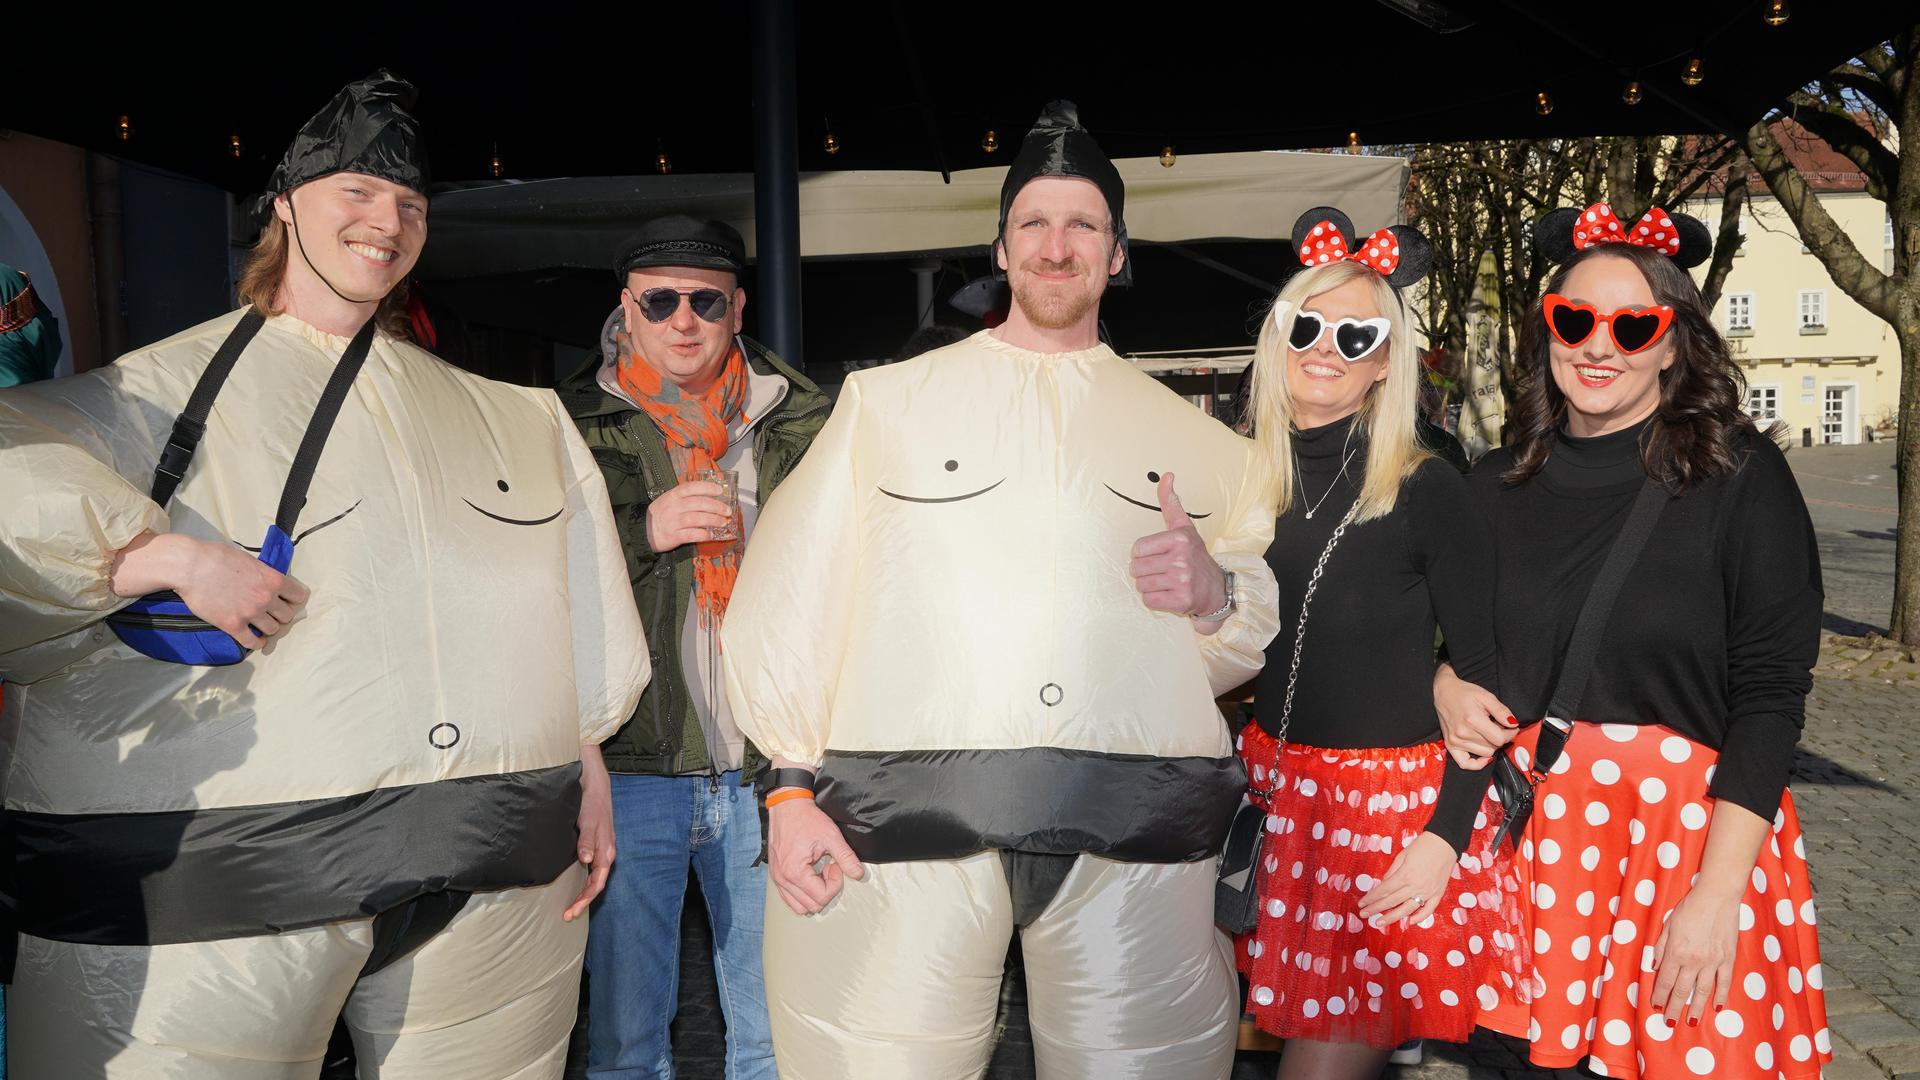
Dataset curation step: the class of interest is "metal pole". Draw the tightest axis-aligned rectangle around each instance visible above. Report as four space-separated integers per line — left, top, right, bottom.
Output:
87 153 129 365
751 0 802 370
912 261 939 329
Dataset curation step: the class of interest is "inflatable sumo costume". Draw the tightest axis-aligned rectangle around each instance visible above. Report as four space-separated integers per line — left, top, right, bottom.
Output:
0 73 648 1079
722 103 1281 1079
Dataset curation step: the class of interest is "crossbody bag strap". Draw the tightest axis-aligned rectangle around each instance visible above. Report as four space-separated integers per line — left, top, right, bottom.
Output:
272 316 379 535
1263 497 1363 796
148 309 268 507
1531 477 1668 779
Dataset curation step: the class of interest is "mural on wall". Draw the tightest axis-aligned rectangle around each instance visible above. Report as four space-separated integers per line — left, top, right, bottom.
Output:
0 184 74 378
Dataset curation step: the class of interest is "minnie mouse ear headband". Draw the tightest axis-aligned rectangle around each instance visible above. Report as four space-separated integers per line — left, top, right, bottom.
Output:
1534 202 1713 269
1289 206 1433 290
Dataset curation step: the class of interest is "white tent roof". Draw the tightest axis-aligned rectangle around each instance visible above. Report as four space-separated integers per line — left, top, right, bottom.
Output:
423 151 1408 278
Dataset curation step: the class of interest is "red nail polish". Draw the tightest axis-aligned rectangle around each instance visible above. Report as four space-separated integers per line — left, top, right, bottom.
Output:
1688 1018 1699 1028
1715 1005 1724 1013
1666 1018 1677 1029
1505 716 1518 727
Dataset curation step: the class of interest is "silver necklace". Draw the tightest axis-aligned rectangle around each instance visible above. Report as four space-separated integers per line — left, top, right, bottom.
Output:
1295 421 1359 519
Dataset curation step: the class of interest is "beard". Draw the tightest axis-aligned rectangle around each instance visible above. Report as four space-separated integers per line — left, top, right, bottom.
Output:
1010 257 1104 330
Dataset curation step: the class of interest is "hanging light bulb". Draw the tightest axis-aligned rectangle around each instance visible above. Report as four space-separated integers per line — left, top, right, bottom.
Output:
1762 0 1789 26
1681 57 1705 86
1622 80 1644 105
824 129 840 155
1346 130 1361 151
982 129 1000 153
1159 145 1176 168
1534 90 1555 116
229 133 243 158
117 115 131 141
490 144 503 179
655 147 672 174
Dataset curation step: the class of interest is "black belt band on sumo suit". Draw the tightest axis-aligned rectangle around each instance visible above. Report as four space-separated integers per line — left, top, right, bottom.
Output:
814 746 1245 925
815 746 1246 864
9 761 582 950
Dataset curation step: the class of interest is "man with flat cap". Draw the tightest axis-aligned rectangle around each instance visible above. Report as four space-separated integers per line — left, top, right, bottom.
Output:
0 71 648 1078
559 216 826 1079
722 101 1279 1078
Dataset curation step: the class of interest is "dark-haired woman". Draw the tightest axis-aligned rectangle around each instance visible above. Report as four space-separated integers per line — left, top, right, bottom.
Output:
1434 204 1830 1078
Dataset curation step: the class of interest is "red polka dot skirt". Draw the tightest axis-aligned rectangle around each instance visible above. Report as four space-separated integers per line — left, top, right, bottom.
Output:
1234 723 1530 1049
1475 721 1832 1079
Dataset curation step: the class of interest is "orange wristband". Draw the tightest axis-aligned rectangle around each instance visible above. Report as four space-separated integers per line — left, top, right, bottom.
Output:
764 788 815 809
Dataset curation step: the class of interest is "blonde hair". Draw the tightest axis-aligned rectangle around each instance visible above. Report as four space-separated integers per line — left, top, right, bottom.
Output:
235 200 410 338
1247 259 1430 523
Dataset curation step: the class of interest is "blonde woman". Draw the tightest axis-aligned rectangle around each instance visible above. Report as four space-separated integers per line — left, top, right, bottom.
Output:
1235 208 1524 1080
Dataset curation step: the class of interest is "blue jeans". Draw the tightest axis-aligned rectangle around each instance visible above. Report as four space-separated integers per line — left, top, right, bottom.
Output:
585 770 775 1080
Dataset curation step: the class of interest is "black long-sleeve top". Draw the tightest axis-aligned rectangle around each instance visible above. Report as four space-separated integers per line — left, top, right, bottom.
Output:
1255 414 1500 854
1468 421 1822 821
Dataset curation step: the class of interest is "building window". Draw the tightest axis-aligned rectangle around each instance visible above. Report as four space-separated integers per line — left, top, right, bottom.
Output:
1799 289 1826 334
1726 293 1754 336
1747 385 1780 422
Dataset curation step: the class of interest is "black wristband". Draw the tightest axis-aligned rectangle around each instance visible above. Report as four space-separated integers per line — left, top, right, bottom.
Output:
755 767 817 801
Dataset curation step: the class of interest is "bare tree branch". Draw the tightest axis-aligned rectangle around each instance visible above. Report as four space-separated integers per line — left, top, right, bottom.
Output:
1743 119 1898 320
1785 92 1900 200
1699 157 1748 311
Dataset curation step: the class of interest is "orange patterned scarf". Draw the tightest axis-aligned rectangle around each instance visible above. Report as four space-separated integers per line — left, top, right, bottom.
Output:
617 336 750 628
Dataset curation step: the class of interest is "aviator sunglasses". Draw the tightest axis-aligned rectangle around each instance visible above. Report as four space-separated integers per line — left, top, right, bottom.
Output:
629 286 733 323
1287 309 1391 362
1542 294 1674 355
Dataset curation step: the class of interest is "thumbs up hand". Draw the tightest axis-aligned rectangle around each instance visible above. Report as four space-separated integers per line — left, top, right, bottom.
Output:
1131 471 1231 628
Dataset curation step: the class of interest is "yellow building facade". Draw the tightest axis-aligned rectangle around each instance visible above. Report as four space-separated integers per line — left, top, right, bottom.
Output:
1687 189 1899 446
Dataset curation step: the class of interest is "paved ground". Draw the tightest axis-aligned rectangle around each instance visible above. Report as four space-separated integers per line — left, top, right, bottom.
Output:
1784 442 1901 638
611 443 1920 1079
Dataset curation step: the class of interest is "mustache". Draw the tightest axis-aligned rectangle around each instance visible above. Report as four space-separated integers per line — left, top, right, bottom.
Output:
1020 256 1084 275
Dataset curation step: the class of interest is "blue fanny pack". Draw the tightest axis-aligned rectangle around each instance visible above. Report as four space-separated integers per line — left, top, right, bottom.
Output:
105 310 375 665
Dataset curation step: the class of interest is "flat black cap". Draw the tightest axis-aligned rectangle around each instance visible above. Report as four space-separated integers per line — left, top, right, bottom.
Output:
615 215 746 279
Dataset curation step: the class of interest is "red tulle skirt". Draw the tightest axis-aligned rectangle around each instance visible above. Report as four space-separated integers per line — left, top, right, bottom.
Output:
1234 723 1529 1048
1476 721 1832 1079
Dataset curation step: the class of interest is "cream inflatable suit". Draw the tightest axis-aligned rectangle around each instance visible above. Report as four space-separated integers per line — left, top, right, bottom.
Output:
722 102 1281 1079
0 73 648 1078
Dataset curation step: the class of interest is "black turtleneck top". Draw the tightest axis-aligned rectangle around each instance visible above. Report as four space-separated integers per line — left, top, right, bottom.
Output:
1469 421 1822 821
1254 414 1500 854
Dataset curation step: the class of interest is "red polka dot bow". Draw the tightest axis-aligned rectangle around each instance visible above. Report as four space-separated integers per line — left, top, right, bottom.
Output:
1297 220 1403 276
1571 202 1683 257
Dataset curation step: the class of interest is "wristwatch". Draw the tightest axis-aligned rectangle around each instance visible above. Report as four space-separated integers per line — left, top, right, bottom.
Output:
755 767 818 803
1193 570 1237 622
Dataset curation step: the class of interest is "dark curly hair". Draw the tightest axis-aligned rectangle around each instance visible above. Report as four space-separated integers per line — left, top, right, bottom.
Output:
1505 244 1771 493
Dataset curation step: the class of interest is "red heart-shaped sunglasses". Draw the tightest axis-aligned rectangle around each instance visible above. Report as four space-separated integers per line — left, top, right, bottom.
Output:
1542 294 1675 355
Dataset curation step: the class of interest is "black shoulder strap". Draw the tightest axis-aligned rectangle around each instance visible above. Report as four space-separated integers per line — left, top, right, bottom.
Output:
274 316 379 534
1533 478 1668 773
148 309 268 506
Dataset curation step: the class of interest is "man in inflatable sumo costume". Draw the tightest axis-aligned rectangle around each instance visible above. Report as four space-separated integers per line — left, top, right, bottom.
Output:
0 71 648 1079
722 101 1281 1079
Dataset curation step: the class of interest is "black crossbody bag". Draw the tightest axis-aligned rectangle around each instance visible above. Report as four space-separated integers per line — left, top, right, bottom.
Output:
1487 478 1667 851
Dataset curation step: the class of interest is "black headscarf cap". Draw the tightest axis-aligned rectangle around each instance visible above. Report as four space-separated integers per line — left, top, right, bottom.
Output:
995 100 1131 286
254 70 428 222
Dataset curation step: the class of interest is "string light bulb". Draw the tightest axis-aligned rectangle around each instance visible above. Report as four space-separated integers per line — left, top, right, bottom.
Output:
1346 130 1361 151
229 133 243 158
490 145 503 178
1763 0 1789 26
982 129 1000 153
1535 91 1555 115
1681 57 1705 86
1159 145 1176 168
117 115 131 141
1622 80 1644 105
655 145 672 174
823 128 840 155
